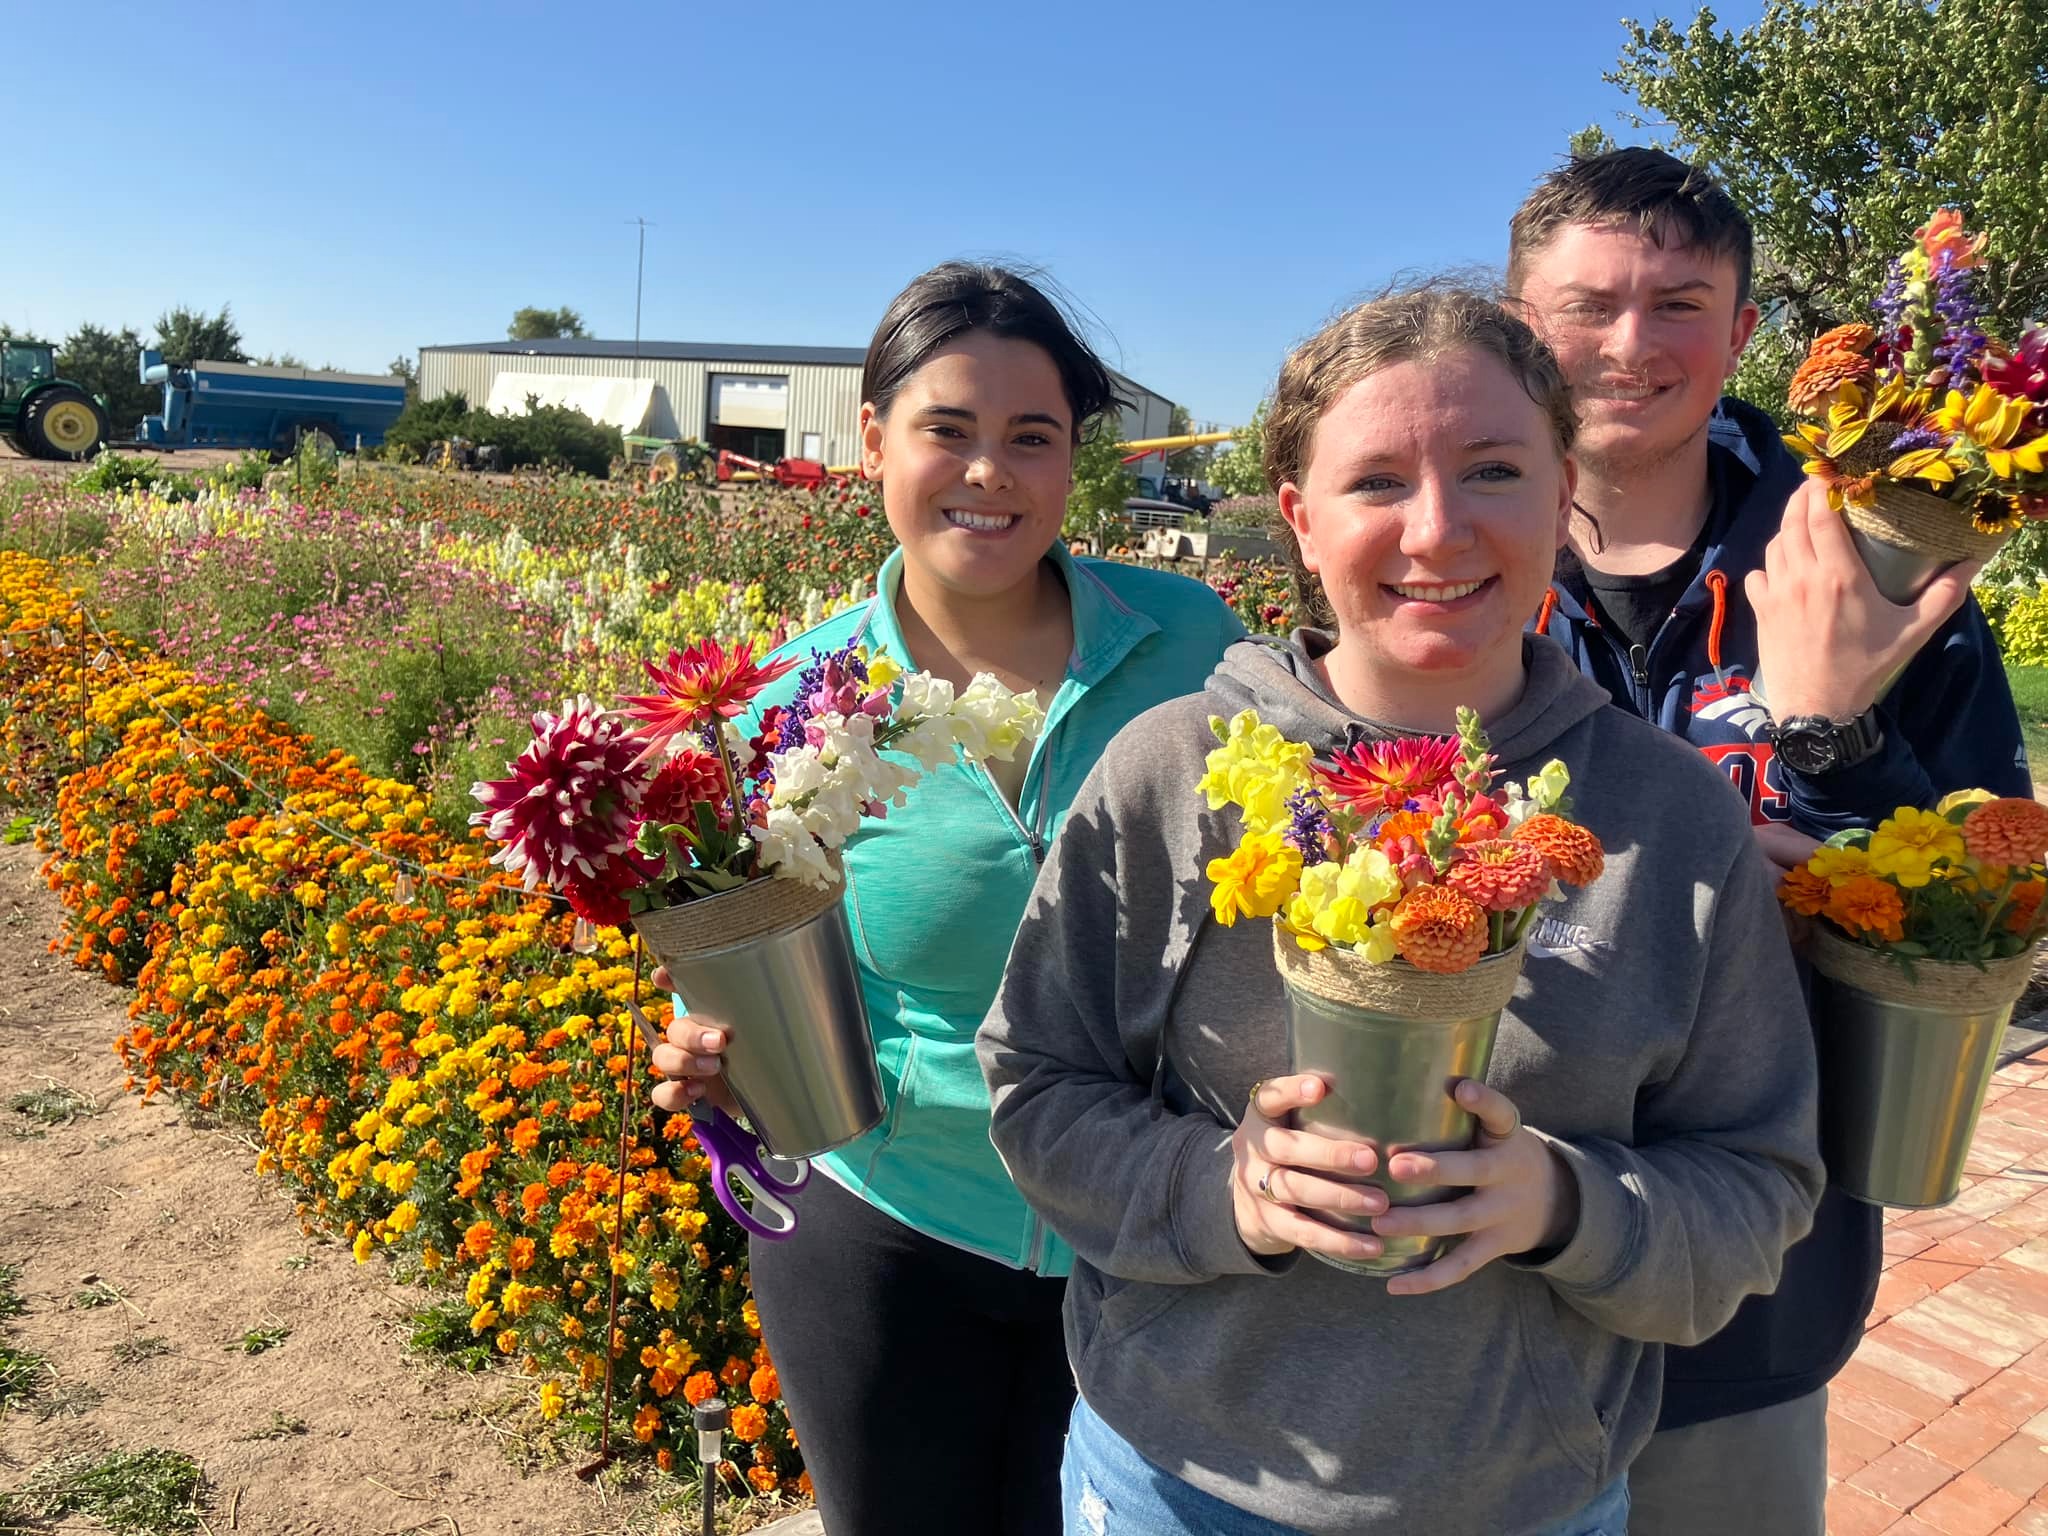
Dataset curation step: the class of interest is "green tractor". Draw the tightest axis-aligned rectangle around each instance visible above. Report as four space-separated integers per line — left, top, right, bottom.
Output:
1 338 108 459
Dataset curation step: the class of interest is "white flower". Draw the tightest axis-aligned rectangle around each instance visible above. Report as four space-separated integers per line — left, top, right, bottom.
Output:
759 807 837 888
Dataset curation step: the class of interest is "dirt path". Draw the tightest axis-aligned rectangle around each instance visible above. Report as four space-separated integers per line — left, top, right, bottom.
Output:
0 838 699 1535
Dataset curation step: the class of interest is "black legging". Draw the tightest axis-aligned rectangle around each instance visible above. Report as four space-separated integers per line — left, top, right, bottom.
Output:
747 1171 1073 1535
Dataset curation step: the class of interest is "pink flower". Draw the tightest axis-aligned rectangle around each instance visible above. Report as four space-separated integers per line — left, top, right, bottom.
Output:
1317 735 1463 814
470 697 652 897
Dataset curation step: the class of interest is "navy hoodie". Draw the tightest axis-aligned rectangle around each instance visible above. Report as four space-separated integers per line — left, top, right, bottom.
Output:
1534 395 2031 1430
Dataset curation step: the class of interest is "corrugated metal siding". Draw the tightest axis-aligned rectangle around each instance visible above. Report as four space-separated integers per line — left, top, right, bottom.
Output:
418 348 1174 465
418 350 868 461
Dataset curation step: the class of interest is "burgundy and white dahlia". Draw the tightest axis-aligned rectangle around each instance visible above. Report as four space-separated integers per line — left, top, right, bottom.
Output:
470 696 651 892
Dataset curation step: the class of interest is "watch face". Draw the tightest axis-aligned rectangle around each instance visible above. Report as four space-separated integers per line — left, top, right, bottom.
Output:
1775 726 1838 776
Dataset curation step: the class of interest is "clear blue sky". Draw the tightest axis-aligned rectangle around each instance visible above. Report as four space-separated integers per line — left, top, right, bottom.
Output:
1 0 1759 427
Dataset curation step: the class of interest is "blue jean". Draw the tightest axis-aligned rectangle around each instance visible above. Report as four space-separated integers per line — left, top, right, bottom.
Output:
1061 1394 1630 1536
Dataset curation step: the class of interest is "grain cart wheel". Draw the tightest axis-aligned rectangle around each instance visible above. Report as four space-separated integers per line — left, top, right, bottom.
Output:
22 388 108 460
647 446 682 484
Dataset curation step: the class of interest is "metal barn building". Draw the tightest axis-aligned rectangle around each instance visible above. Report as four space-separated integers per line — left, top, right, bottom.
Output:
416 338 1178 466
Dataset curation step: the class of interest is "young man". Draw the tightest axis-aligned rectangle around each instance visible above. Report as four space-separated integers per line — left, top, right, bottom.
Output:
1509 148 2030 1534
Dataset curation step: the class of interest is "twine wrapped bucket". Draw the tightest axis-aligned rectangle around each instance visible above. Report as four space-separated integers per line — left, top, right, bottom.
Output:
1843 482 2010 605
634 871 884 1161
1273 929 1528 1275
1809 927 2035 1209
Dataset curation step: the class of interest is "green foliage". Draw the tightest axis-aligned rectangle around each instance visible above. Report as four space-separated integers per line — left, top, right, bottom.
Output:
1208 399 1269 498
389 353 419 407
2003 662 2048 778
408 1298 495 1371
56 323 155 437
1164 403 1209 478
1567 123 1618 159
204 450 273 495
1982 582 2048 667
229 1322 289 1355
1608 0 2048 340
0 1448 208 1535
508 305 589 340
1066 423 1137 542
152 305 246 366
1727 311 1804 426
71 451 197 501
382 392 622 478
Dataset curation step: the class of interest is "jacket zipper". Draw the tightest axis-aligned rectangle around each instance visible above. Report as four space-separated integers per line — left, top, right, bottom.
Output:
983 727 1058 865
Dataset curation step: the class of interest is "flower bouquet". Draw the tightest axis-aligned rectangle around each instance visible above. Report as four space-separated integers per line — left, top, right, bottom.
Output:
472 637 1043 1159
1780 792 2048 1207
1198 706 1604 1273
1783 210 2048 603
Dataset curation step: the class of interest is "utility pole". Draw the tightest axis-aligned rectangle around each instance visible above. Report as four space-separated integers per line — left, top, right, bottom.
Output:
626 217 655 366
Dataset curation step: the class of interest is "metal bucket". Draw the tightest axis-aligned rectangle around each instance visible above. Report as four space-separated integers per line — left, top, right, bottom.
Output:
635 886 884 1162
1280 965 1511 1276
1814 969 2017 1209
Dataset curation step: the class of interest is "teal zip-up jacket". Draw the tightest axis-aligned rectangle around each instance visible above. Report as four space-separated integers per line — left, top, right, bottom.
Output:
721 542 1243 1274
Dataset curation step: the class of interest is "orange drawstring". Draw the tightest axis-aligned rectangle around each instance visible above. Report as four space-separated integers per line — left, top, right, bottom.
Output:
1704 569 1729 680
1534 587 1558 636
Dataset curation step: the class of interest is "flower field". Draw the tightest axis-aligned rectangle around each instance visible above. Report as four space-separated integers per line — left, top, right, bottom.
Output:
0 466 1296 1499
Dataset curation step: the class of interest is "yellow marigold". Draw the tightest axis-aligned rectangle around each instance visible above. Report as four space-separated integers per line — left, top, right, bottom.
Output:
1868 806 1967 888
1389 884 1489 974
538 1381 565 1420
1962 797 2048 869
1511 813 1605 887
1808 844 1872 884
1206 833 1302 926
729 1403 769 1443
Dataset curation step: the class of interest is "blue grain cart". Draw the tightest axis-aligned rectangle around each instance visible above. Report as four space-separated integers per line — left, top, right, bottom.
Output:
137 350 408 454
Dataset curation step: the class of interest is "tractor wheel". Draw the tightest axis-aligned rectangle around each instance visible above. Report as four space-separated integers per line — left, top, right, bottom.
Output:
647 447 681 485
21 387 108 460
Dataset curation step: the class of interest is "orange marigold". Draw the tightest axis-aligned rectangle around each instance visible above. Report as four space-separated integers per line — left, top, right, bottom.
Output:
460 1219 496 1263
1963 798 2048 870
1389 884 1489 974
1825 874 1906 942
750 1364 780 1403
682 1370 720 1405
720 1354 752 1388
747 1465 781 1494
1778 865 1831 918
729 1403 768 1443
1512 814 1605 887
1446 840 1553 913
2007 879 2046 936
632 1402 661 1443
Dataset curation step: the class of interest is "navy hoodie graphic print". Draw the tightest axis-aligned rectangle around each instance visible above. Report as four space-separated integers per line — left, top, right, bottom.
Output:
1534 395 2032 1429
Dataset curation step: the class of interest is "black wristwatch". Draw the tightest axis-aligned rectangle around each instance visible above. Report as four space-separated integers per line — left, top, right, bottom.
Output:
1766 710 1885 776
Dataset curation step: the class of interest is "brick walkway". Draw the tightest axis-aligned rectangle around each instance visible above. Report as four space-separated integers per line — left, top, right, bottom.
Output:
1827 1046 2048 1534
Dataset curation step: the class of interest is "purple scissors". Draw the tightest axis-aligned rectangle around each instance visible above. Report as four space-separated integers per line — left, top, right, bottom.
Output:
630 1001 810 1240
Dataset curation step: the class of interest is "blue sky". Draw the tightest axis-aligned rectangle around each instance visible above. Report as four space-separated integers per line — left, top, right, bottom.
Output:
2 0 1759 426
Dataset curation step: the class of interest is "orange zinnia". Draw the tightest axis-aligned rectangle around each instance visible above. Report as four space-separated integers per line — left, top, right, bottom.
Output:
1962 798 2048 870
1389 884 1490 973
1447 840 1553 913
1512 813 1606 887
2007 879 2046 937
1788 324 1877 415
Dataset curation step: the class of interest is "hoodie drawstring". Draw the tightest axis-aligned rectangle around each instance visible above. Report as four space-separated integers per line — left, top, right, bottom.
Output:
1704 569 1729 687
1534 587 1558 637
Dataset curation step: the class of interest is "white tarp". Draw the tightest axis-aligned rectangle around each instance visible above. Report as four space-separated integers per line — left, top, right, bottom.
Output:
484 372 656 434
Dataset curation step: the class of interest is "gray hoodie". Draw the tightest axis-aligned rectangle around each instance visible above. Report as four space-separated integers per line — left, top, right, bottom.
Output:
977 633 1824 1535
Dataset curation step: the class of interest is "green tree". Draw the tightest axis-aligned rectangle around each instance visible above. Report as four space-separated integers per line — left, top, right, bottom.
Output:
1567 123 1619 160
154 305 247 365
508 306 589 341
56 323 156 436
1163 403 1213 479
1608 0 2048 353
1207 400 1269 499
1066 423 1137 537
389 355 419 406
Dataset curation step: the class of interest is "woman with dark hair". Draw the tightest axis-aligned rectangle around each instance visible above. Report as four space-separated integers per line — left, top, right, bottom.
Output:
649 261 1246 1534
